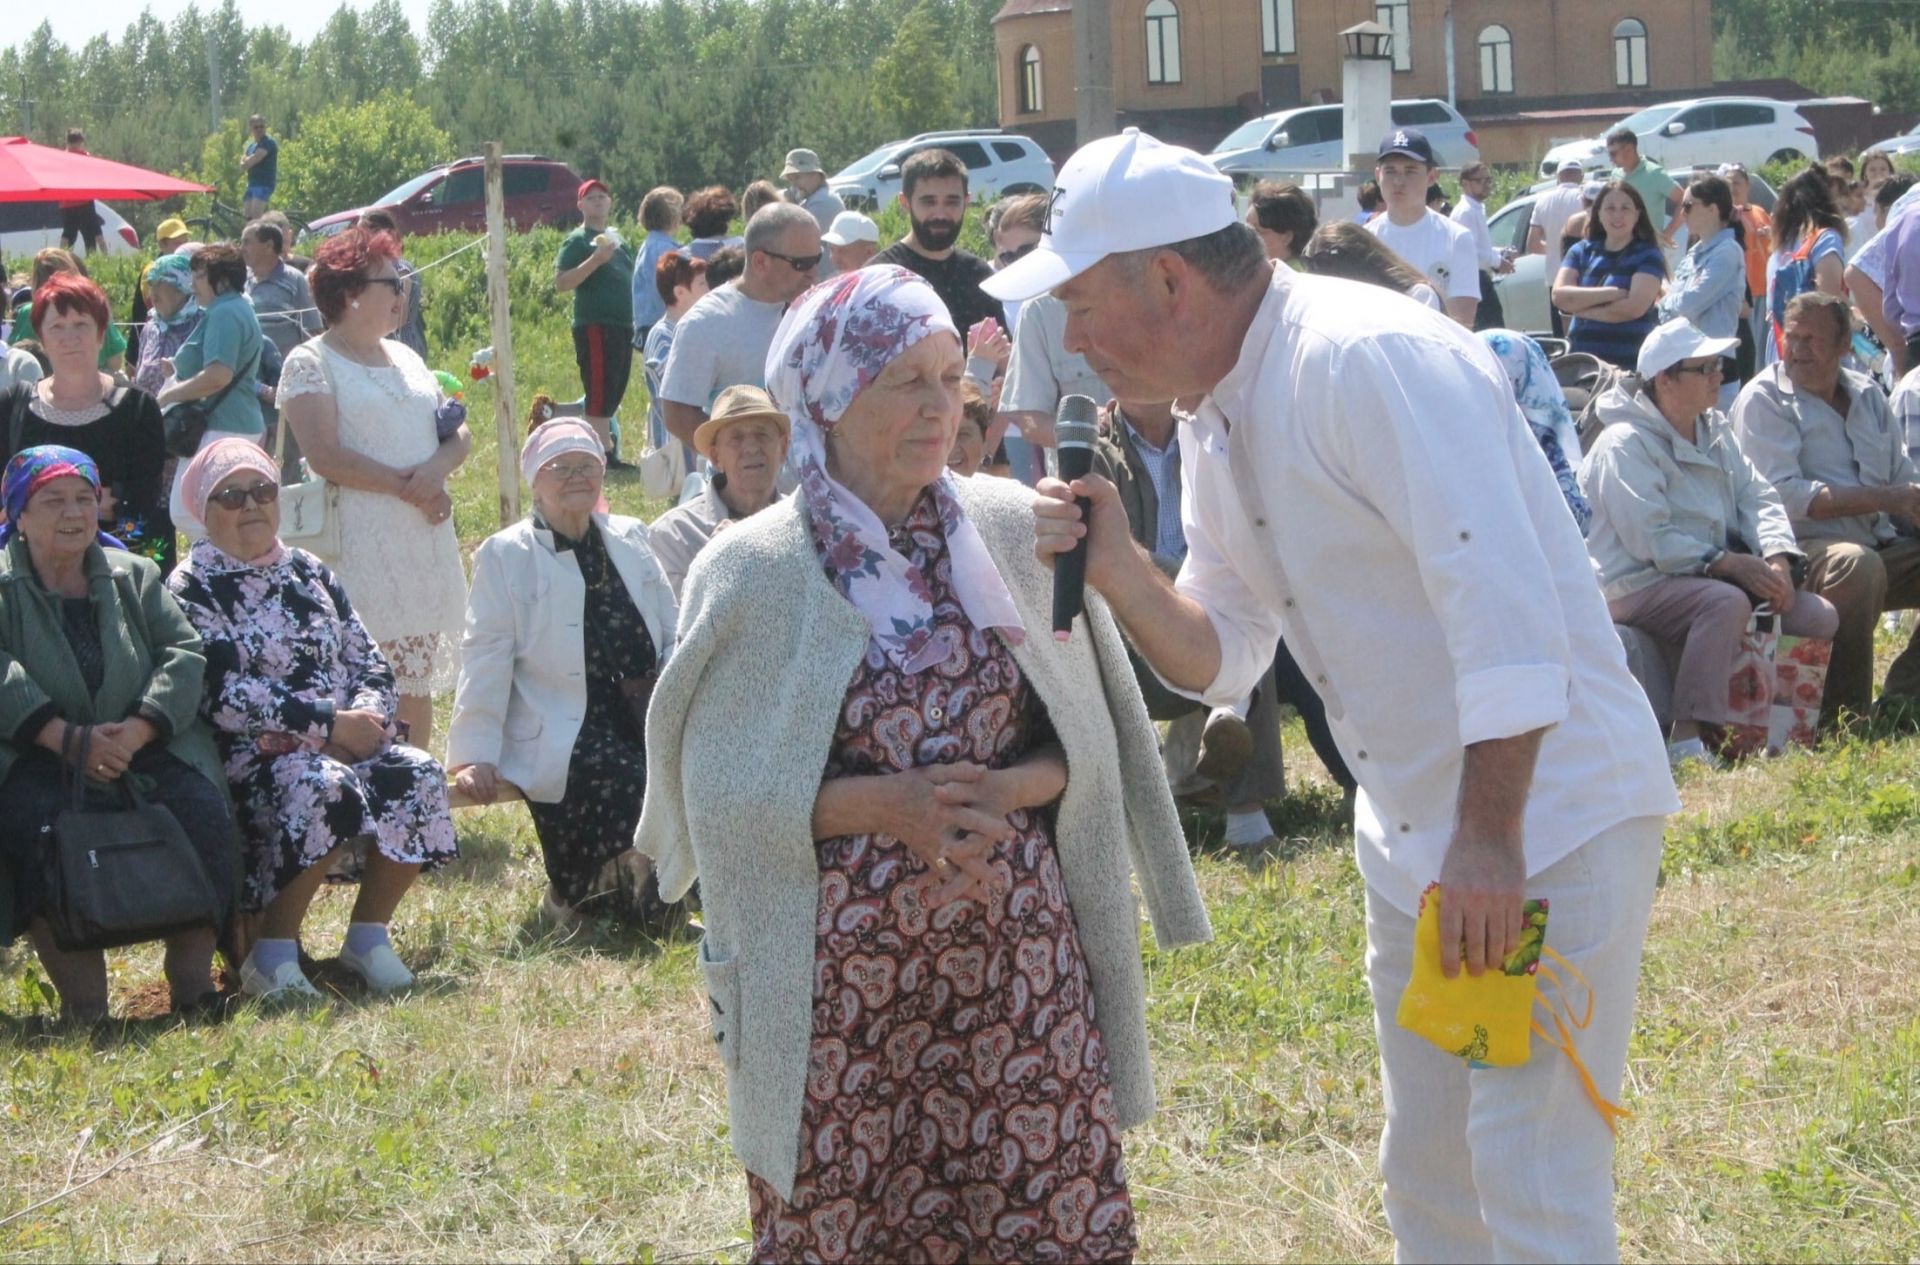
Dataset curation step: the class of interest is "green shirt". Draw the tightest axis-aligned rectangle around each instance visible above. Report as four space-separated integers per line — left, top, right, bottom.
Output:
556 228 635 330
1613 160 1681 226
171 291 265 436
10 302 129 369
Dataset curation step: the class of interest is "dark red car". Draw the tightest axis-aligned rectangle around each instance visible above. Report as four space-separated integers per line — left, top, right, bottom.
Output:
303 155 583 241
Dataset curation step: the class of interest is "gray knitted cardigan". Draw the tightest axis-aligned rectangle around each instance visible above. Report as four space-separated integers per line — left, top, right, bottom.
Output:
636 474 1213 1201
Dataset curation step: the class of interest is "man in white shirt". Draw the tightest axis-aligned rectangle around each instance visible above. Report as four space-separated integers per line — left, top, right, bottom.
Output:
1528 159 1588 339
1367 128 1481 327
987 128 1677 1263
1450 162 1513 331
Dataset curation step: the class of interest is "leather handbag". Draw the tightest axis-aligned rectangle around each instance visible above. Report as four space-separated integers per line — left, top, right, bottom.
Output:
162 346 261 459
272 370 341 561
43 725 221 952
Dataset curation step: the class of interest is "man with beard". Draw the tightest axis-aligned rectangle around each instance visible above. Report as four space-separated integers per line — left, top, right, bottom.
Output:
872 149 999 334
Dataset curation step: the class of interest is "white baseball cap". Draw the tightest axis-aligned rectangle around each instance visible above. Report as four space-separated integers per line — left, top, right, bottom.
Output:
1636 317 1739 380
981 127 1238 302
820 210 878 246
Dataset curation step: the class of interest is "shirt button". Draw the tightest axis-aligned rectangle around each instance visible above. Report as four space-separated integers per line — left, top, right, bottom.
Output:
1283 598 1294 608
1399 823 1411 833
1316 674 1328 685
1254 517 1267 527
929 705 944 723
1357 750 1368 759
1459 531 1471 541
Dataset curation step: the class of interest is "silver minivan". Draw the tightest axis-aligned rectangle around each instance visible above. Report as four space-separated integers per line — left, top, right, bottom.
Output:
1210 99 1480 177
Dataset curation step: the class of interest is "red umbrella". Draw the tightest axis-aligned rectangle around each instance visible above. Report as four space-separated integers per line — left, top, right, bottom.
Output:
0 136 212 203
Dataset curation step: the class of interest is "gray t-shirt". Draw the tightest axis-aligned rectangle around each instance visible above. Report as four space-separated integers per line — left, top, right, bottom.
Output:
1001 295 1113 415
658 283 787 411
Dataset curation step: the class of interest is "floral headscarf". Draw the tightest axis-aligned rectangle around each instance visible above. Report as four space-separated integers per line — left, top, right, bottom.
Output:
764 266 1025 672
1480 330 1593 535
143 253 201 331
0 445 125 550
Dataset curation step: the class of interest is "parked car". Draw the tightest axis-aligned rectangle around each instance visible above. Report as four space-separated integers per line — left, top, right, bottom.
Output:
1210 99 1480 178
1866 123 1920 159
303 155 583 242
1537 98 1818 182
828 130 1054 211
1486 170 1777 336
0 200 140 260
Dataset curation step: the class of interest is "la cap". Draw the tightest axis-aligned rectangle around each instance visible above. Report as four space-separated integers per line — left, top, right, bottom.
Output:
821 210 879 246
1557 158 1585 175
981 128 1237 303
782 148 826 178
577 179 610 200
1637 317 1739 380
1378 128 1435 165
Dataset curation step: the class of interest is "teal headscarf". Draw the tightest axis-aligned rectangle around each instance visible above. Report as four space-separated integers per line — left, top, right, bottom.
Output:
143 253 201 331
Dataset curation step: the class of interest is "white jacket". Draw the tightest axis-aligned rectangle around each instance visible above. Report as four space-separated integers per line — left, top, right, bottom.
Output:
446 514 677 801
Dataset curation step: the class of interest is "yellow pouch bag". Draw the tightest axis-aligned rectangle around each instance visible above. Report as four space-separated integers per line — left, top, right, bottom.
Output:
1395 882 1630 1133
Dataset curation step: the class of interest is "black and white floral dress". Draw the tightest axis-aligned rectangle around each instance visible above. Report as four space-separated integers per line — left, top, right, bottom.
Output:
168 538 458 912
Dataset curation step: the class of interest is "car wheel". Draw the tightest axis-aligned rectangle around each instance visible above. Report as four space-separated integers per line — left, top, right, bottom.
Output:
1767 148 1808 167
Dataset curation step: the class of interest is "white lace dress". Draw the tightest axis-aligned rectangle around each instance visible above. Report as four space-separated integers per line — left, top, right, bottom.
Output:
277 339 467 695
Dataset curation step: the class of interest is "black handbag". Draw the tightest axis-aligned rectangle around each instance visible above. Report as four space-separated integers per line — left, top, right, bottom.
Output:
42 725 220 952
161 346 261 459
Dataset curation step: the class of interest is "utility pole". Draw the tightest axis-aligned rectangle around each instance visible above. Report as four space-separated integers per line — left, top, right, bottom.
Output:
1074 0 1116 145
206 31 222 133
1444 3 1457 109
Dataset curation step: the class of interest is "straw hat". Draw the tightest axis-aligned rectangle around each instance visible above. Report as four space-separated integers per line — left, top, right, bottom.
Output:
694 385 790 459
781 148 825 179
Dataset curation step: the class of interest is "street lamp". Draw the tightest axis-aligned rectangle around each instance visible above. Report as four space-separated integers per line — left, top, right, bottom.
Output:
1342 20 1394 63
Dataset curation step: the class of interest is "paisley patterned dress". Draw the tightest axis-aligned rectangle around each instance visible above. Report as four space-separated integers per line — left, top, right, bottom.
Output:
746 494 1136 1264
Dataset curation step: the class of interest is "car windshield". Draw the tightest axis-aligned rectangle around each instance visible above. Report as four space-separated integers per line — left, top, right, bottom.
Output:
1612 105 1681 136
836 143 906 179
374 170 444 205
1214 117 1277 154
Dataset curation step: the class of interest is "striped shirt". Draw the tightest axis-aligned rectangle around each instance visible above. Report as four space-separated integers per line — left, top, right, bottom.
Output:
1563 237 1667 369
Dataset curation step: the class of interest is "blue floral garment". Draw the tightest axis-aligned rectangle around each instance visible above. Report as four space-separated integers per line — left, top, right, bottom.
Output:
1480 330 1594 535
168 538 457 912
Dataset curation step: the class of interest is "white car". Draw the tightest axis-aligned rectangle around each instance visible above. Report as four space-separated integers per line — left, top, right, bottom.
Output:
1538 98 1818 182
1484 171 1777 336
1866 124 1920 159
0 200 140 260
1210 99 1480 178
829 131 1054 211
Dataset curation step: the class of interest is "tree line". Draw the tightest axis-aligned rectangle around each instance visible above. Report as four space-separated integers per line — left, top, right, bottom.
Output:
0 0 999 232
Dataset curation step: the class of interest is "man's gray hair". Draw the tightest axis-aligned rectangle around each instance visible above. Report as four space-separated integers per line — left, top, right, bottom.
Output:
1113 222 1269 294
745 202 818 254
1784 290 1852 346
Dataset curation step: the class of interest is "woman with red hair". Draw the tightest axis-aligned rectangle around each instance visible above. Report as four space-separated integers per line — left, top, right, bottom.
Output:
0 272 174 569
279 228 470 747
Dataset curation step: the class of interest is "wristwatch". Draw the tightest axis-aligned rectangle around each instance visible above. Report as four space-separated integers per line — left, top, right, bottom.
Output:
1701 547 1726 574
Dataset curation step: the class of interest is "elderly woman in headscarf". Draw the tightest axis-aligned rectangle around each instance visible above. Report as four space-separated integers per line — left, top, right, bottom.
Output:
0 446 236 1023
132 253 202 398
166 438 458 1002
447 421 679 925
637 267 1212 1262
1480 329 1593 534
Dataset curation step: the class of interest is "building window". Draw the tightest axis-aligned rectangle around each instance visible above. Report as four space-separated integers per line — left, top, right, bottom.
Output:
1614 18 1648 87
1375 1 1412 72
1018 45 1043 113
1145 0 1182 84
1261 0 1295 56
1477 25 1513 95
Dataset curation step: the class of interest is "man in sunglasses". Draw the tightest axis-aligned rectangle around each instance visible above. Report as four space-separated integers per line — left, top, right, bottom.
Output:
872 149 999 336
658 202 819 451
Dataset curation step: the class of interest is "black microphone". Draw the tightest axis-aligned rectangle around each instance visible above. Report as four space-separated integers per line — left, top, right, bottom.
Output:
1051 394 1101 641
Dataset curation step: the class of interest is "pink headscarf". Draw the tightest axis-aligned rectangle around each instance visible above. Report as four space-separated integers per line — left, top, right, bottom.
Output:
180 435 278 524
519 418 604 488
764 266 1024 672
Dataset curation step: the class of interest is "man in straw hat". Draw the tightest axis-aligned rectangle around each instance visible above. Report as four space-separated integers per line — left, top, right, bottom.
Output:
781 148 847 238
646 385 790 597
996 127 1677 1262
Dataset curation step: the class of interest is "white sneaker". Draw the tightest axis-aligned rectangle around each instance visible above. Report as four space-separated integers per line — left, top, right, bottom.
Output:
239 953 324 1002
1666 737 1725 770
337 942 415 994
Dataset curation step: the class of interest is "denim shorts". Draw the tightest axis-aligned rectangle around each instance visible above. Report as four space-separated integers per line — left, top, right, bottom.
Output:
245 184 274 202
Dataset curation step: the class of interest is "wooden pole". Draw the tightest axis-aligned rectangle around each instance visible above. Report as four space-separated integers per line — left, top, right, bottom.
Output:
483 142 520 527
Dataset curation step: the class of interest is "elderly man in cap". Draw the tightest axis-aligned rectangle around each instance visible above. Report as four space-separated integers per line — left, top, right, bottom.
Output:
820 210 880 275
782 148 846 237
1529 159 1588 338
554 179 637 466
646 384 790 597
1368 128 1481 327
997 127 1676 1262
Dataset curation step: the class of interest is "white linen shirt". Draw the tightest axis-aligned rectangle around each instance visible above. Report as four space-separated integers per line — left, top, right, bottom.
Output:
1450 192 1501 271
1170 268 1676 913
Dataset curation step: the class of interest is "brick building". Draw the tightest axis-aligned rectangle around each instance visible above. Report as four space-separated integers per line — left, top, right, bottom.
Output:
995 0 1715 166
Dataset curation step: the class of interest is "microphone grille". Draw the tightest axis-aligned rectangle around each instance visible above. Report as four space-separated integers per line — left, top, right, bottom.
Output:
1056 394 1100 428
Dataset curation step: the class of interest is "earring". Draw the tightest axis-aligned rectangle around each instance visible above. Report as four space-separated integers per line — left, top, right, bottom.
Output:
350 299 361 309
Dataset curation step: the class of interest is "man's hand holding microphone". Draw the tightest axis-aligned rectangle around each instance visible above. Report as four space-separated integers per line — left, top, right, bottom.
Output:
1033 393 1140 638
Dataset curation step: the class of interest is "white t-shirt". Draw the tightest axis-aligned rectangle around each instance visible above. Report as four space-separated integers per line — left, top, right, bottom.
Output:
657 283 787 410
1531 182 1587 282
1366 209 1481 302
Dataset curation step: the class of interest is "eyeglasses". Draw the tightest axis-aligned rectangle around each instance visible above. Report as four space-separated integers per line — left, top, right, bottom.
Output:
997 242 1037 267
366 276 413 296
1670 360 1725 379
206 481 280 511
760 250 821 272
544 461 602 481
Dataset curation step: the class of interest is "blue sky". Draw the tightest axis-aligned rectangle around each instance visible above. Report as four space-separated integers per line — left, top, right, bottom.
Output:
9 0 442 48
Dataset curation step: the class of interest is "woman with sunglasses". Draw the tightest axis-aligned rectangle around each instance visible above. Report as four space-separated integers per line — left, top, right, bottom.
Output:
280 227 471 751
1659 175 1748 409
167 437 459 1001
447 422 680 927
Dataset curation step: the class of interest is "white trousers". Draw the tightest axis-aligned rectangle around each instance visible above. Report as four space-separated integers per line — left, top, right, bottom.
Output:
1364 815 1665 1264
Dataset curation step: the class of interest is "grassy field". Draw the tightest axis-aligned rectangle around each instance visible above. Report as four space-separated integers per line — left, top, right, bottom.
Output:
3 225 1920 1262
